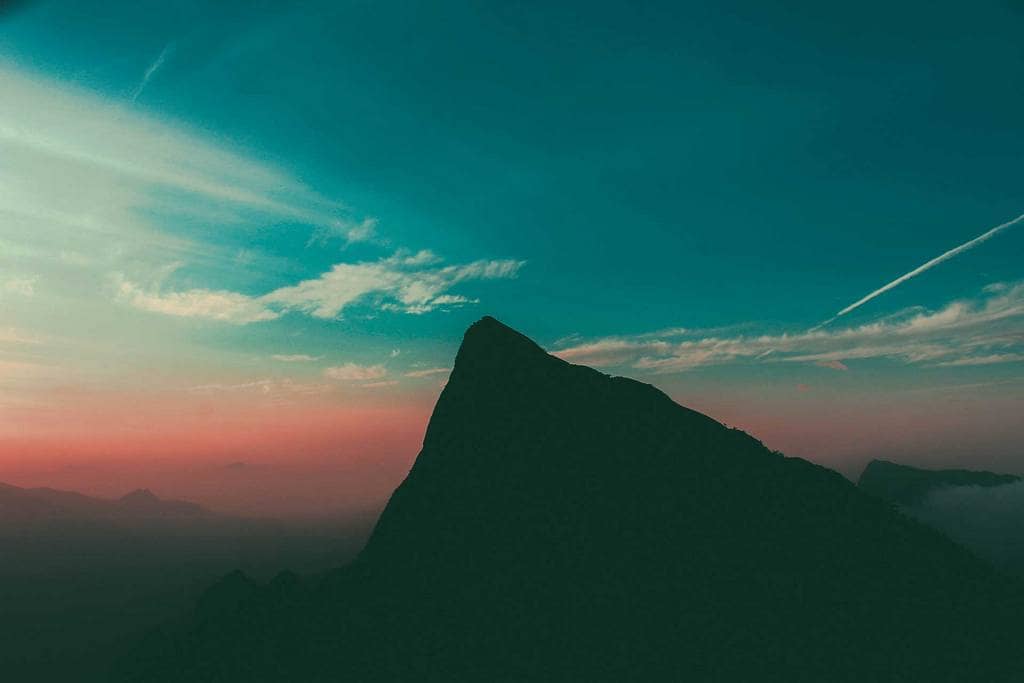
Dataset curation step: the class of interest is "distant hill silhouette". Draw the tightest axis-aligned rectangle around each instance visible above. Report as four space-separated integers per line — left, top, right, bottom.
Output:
0 482 211 527
858 459 1021 506
116 317 1024 682
0 482 375 683
858 460 1024 577
117 488 207 517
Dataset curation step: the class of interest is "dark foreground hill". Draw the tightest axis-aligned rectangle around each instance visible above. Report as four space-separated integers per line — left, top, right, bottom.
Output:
116 317 1024 682
858 458 1021 506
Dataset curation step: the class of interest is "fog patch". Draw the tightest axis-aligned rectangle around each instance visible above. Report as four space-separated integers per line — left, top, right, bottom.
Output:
906 480 1024 574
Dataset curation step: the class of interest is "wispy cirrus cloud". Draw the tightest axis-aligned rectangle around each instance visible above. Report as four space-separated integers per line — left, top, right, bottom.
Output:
115 277 280 324
360 380 399 389
323 363 388 381
262 250 523 319
934 353 1024 367
186 377 332 406
130 42 175 102
404 367 450 378
306 217 379 247
0 62 526 419
556 282 1024 373
272 354 321 363
116 250 524 323
815 212 1024 329
188 378 329 395
0 63 523 332
0 65 340 225
0 61 381 293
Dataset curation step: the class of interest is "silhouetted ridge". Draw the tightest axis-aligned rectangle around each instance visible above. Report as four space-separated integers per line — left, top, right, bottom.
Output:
859 459 1021 505
361 316 735 574
119 488 160 504
117 317 1024 683
0 482 212 522
449 315 562 379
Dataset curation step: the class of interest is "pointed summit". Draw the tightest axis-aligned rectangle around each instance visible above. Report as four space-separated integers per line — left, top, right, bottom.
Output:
458 316 542 351
450 316 558 381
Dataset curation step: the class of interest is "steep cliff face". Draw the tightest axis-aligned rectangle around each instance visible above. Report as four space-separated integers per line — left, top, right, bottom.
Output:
352 316 1023 681
116 317 1024 682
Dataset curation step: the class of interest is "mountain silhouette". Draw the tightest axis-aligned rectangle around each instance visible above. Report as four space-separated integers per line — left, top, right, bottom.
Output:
119 488 162 505
858 460 1024 577
858 458 1021 506
116 317 1024 682
0 482 212 526
117 488 206 517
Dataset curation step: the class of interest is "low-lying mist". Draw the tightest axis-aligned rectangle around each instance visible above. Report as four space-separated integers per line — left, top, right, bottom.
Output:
907 481 1024 574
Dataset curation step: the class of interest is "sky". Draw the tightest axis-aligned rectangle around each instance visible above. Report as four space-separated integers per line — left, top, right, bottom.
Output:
1 0 1022 516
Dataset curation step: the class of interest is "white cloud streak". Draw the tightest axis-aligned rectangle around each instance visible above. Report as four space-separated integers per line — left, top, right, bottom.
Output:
263 250 523 319
130 42 175 102
0 63 357 239
360 380 399 388
0 63 524 407
0 69 520 328
934 353 1024 367
116 277 280 324
323 363 388 381
307 217 379 247
556 282 1024 373
404 367 450 378
816 212 1024 329
117 251 524 323
187 378 332 405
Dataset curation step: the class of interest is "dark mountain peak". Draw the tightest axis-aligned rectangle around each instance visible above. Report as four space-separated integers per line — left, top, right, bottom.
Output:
462 315 518 343
858 458 1021 505
451 316 557 378
119 488 160 505
115 489 208 517
119 318 1024 682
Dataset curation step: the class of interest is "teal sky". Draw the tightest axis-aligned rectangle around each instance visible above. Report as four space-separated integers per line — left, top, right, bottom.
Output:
1 1 1022 512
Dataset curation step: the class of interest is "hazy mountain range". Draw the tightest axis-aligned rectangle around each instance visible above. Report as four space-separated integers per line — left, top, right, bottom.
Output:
0 482 374 682
0 483 209 528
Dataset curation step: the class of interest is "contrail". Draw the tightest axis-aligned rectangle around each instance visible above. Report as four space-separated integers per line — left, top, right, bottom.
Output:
130 42 175 102
813 211 1024 331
